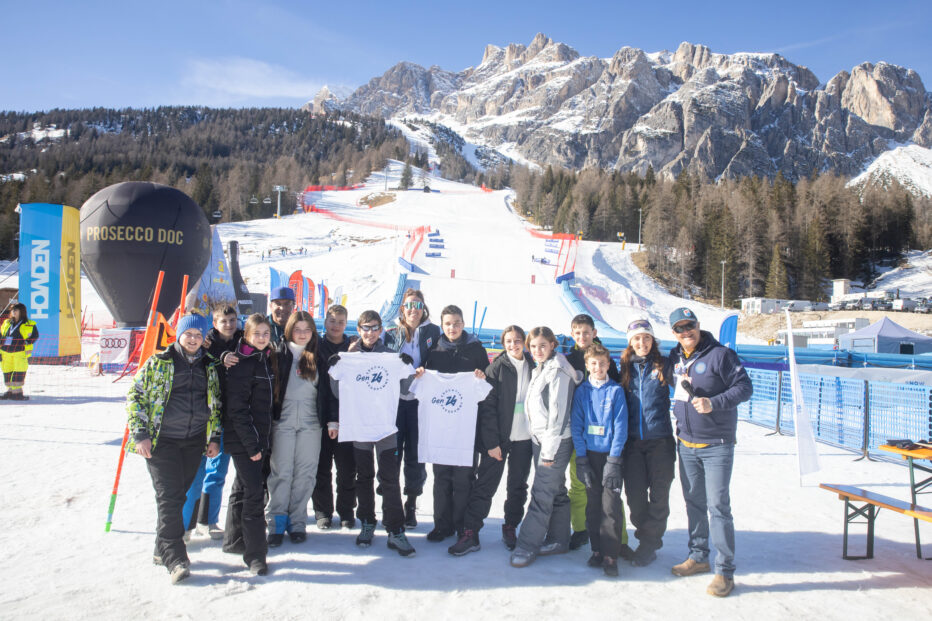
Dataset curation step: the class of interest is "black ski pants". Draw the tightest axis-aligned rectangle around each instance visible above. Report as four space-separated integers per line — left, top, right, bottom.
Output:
395 398 427 497
463 439 533 532
622 436 676 553
354 434 404 532
312 429 357 521
224 452 268 565
433 460 477 536
146 435 204 571
585 451 626 559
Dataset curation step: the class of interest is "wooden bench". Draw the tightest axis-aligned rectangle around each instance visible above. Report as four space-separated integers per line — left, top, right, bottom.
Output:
821 483 932 559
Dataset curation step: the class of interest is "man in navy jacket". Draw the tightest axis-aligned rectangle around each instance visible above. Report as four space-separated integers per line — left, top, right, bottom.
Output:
667 307 751 598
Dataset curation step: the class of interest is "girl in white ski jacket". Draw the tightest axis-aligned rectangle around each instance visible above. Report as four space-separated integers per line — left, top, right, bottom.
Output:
511 326 583 568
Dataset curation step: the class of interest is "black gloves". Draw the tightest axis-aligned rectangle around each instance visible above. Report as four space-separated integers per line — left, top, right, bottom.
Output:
575 455 594 489
603 456 623 492
399 353 414 366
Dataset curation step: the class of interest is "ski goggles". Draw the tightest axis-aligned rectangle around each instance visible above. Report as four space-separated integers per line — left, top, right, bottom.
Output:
358 323 382 333
627 319 652 332
402 301 424 310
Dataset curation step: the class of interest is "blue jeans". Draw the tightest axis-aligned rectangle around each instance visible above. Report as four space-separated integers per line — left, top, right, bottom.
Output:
677 442 735 578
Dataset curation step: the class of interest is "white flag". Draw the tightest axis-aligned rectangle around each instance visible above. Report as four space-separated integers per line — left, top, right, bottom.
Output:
785 310 821 477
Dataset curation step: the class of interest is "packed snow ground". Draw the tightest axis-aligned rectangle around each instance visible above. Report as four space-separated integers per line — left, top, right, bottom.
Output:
3 164 931 619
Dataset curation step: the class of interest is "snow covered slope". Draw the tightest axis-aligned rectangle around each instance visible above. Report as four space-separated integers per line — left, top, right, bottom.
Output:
212 161 729 337
848 144 932 198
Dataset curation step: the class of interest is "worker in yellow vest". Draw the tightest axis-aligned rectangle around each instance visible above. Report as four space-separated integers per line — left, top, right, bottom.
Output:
1 302 39 401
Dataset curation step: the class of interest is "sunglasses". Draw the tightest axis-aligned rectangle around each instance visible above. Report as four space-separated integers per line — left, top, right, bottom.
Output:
403 301 424 310
673 321 698 334
627 319 652 332
358 324 382 333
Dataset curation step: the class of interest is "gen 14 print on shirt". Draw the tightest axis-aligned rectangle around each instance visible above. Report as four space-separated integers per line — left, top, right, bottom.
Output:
329 352 415 443
410 370 492 467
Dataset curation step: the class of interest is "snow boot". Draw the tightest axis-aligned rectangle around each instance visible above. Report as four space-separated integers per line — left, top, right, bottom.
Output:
356 521 376 548
169 561 190 584
267 533 284 548
501 524 517 550
289 531 307 544
387 530 416 557
448 529 480 556
569 529 588 550
404 497 418 529
248 559 269 576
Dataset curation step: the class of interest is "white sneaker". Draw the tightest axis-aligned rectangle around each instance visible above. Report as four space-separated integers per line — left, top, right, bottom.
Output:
207 523 224 540
195 523 210 537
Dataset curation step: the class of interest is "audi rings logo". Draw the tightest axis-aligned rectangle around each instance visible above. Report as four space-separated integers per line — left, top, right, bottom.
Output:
100 337 129 349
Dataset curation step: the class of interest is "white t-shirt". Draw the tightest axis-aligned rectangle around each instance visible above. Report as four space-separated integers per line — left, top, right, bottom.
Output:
329 352 414 442
410 370 492 467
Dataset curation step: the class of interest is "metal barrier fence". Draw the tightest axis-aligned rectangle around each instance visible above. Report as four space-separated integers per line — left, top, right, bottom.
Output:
738 368 932 462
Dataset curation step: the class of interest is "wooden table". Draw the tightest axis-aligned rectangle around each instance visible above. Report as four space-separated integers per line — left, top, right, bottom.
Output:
878 444 932 559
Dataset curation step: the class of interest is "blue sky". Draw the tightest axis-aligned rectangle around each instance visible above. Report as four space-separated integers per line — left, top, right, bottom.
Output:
3 0 930 111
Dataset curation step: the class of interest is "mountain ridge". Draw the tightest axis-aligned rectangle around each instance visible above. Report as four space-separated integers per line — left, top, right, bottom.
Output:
322 34 932 182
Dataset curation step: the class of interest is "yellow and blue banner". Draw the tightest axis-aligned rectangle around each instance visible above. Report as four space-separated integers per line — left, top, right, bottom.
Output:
18 203 82 358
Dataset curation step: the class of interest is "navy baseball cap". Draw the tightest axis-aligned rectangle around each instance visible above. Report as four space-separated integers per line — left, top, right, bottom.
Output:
669 307 697 327
270 286 296 302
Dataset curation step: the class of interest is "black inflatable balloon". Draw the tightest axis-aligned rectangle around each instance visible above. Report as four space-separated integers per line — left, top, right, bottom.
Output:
80 182 211 327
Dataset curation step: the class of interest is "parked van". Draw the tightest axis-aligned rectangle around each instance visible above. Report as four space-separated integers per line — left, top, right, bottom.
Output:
892 298 917 312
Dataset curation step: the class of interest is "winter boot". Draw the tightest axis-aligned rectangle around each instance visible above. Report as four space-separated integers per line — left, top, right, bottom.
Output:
569 530 588 550
448 529 480 556
289 531 307 544
404 497 418 529
316 514 334 530
267 533 284 548
501 524 517 551
426 527 454 542
387 530 416 557
248 558 269 576
356 521 376 548
672 558 711 577
169 561 190 584
340 518 356 529
706 574 734 597
603 557 619 577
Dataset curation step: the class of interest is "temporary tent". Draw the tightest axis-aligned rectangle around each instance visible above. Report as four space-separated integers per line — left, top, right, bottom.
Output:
837 317 932 355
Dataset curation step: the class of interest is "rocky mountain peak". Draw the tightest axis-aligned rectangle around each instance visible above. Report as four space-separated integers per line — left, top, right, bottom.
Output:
335 36 931 182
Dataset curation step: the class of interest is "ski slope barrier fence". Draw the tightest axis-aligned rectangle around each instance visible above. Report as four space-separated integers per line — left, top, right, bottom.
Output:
736 367 932 464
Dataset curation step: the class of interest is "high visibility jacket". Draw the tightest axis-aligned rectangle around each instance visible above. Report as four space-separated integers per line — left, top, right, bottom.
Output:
0 319 38 354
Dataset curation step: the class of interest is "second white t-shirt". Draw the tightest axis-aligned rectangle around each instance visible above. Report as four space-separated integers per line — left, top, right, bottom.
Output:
410 370 492 467
329 351 414 442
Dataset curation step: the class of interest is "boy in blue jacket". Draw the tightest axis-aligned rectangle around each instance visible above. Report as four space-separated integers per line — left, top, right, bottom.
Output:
571 343 628 576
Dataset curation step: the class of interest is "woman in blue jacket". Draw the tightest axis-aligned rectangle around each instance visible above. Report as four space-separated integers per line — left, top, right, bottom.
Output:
619 318 675 568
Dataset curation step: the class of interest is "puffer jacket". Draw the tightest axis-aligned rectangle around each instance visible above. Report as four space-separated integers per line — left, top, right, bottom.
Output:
571 379 627 457
125 347 222 453
625 356 674 441
525 353 583 461
222 338 275 457
669 331 753 445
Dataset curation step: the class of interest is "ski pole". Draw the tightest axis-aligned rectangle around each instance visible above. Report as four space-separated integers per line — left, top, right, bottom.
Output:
472 301 478 334
105 426 130 532
478 306 487 337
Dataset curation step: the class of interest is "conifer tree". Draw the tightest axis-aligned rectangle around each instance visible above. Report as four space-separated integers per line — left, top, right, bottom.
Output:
765 244 789 299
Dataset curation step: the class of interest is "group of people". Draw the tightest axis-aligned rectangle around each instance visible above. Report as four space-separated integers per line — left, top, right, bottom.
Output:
127 286 752 598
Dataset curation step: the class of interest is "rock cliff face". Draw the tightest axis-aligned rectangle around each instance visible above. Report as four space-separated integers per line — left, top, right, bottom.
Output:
333 34 931 180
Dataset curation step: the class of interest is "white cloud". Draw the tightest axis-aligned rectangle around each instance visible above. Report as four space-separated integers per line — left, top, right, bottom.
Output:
179 57 323 105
